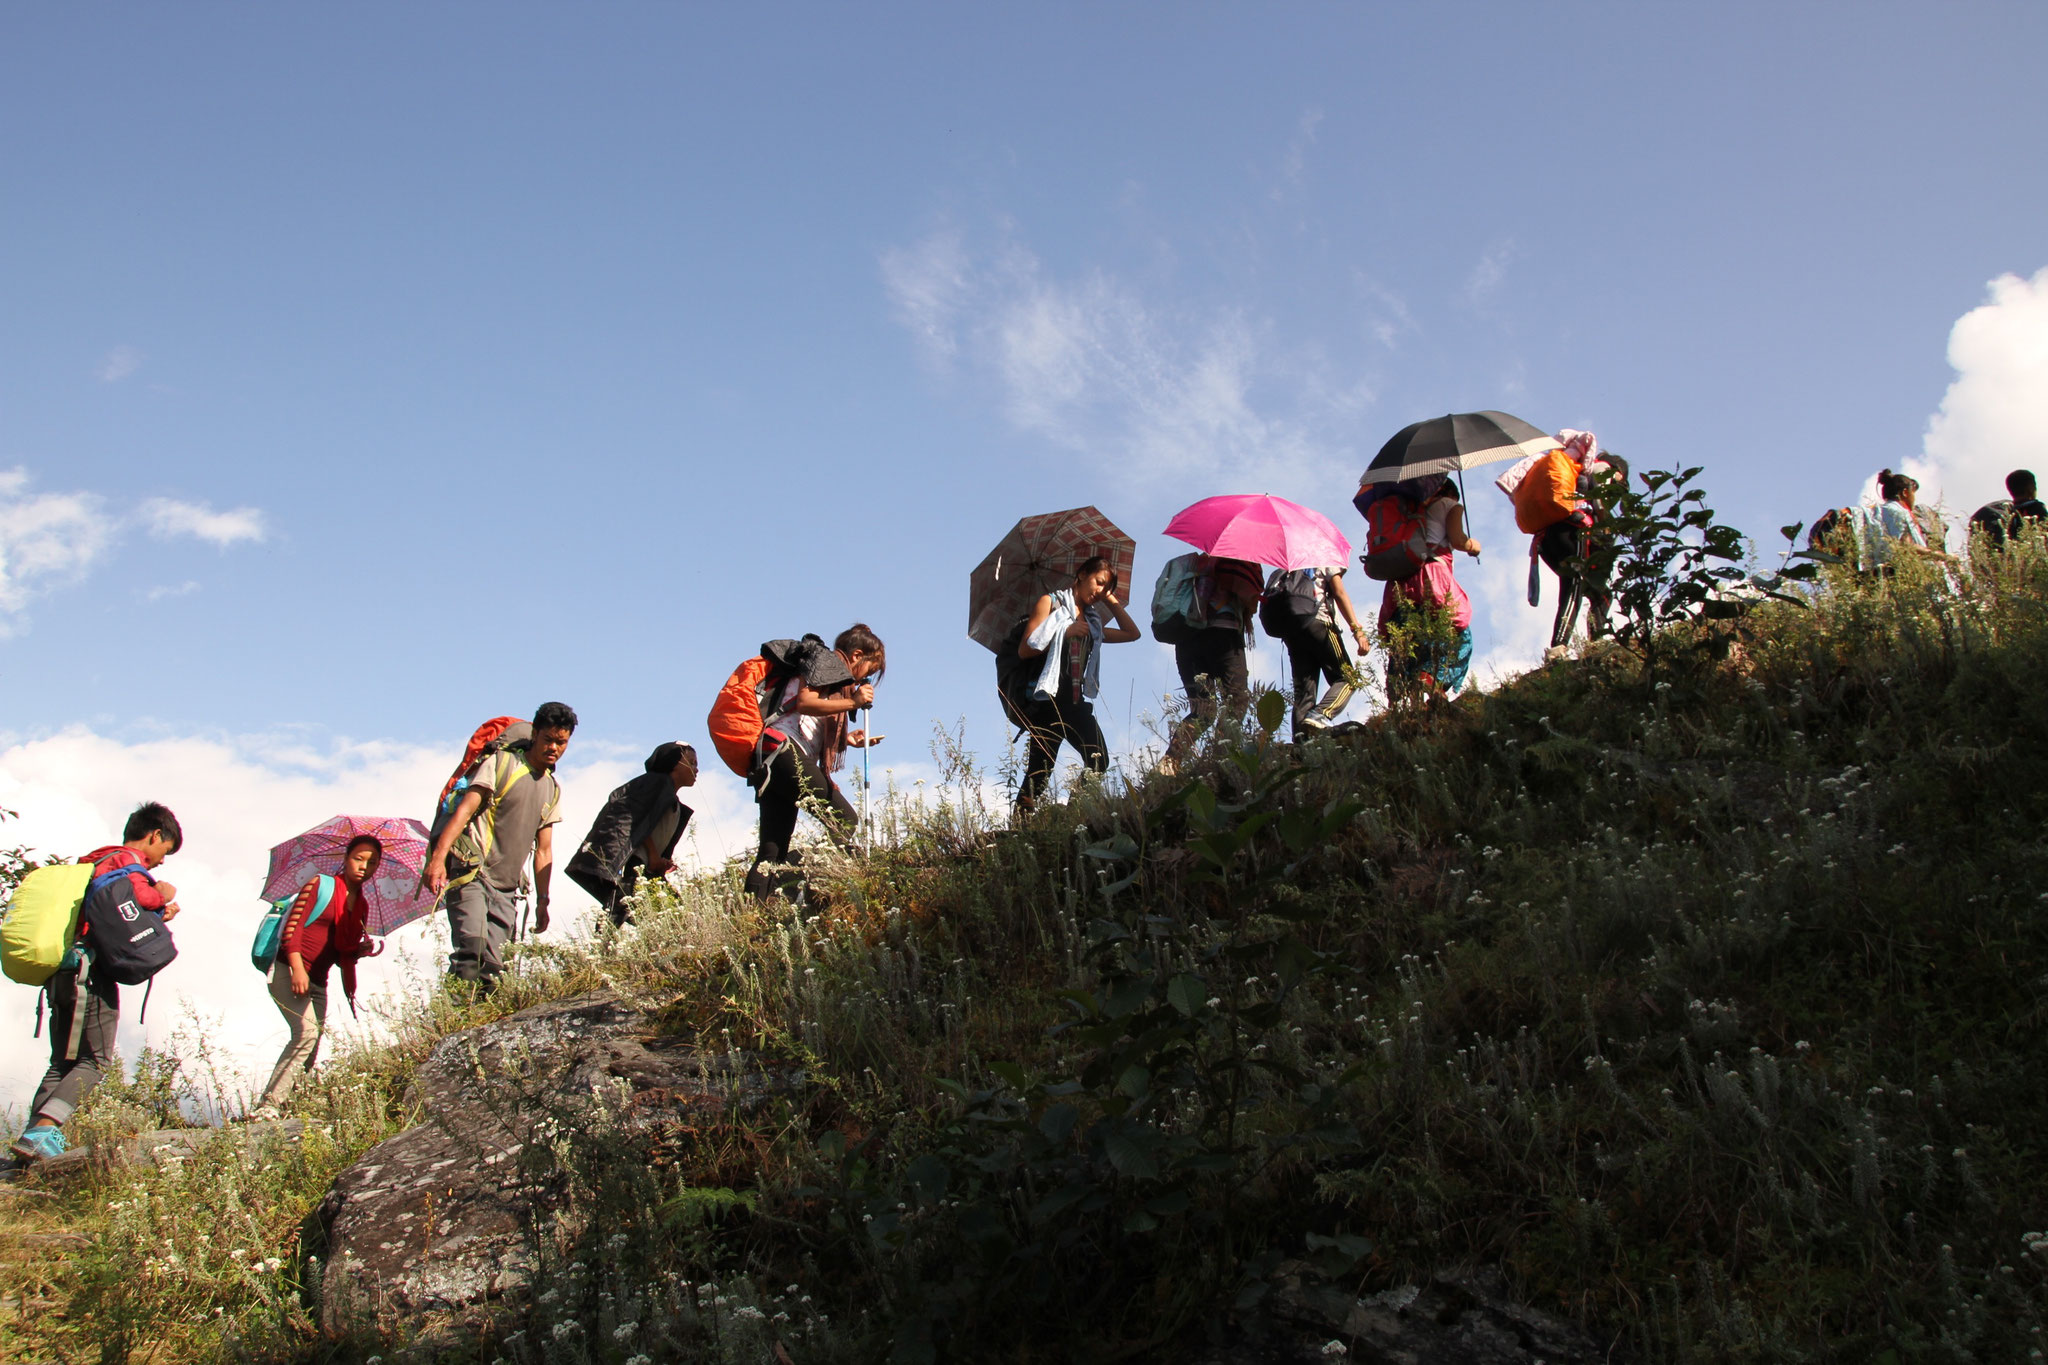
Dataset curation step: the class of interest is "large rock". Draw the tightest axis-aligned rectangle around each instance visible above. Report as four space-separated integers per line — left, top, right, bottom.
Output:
316 991 800 1338
1191 1265 1619 1364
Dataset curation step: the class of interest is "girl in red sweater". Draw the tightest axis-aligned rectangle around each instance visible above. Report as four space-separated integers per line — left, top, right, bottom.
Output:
251 835 384 1118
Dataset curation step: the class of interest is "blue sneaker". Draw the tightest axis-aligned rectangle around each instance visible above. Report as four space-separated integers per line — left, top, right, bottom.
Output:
10 1125 67 1162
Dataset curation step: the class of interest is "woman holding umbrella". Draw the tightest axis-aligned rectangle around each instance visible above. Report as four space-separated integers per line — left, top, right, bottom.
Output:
251 835 386 1119
1012 557 1141 811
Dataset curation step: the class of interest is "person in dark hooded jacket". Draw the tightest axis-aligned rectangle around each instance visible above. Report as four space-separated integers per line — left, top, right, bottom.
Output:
567 742 697 926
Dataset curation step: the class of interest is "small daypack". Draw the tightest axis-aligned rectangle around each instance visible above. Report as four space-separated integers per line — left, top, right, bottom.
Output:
993 617 1038 727
1356 488 1434 581
79 864 177 987
707 637 854 786
1513 448 1583 534
1259 568 1322 641
1 863 93 986
1150 554 1206 643
250 876 337 975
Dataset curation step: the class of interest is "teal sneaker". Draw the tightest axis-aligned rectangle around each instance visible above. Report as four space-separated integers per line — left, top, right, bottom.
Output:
10 1125 67 1162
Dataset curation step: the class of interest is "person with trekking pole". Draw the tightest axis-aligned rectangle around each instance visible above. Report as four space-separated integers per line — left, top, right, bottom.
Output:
742 625 885 901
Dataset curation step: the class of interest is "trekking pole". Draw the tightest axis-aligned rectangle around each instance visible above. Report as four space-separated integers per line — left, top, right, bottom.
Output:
860 703 873 858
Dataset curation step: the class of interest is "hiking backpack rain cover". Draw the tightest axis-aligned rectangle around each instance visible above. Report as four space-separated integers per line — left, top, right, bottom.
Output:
1514 449 1583 534
80 865 178 986
2 863 93 986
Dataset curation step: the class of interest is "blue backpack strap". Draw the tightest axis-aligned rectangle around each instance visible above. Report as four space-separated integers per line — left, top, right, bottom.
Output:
89 863 150 895
303 875 337 928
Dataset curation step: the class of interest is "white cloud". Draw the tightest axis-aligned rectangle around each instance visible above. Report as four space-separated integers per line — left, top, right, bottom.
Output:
1463 239 1519 306
1911 266 2048 524
0 468 110 628
143 581 201 602
97 345 144 383
143 497 267 547
0 726 766 1110
1274 108 1324 198
882 226 1370 488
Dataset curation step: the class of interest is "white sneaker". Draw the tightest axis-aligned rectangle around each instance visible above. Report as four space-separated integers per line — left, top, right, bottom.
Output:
1300 711 1334 731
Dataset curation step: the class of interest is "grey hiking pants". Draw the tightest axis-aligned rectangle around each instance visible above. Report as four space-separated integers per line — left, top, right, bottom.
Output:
259 958 327 1107
445 876 519 982
29 966 119 1126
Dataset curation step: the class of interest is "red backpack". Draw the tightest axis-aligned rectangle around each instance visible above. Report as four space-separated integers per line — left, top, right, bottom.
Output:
427 717 530 848
1358 492 1434 581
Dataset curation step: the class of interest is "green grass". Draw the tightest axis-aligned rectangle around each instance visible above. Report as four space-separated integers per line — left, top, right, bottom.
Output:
7 542 2048 1362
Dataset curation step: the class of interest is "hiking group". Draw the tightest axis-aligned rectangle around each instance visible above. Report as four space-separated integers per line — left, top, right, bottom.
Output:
5 404 2036 1172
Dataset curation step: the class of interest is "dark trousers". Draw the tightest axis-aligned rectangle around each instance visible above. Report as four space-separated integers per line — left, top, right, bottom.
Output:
1284 624 1356 737
1537 520 1610 647
1168 628 1249 761
1007 691 1108 805
30 966 119 1126
747 744 857 895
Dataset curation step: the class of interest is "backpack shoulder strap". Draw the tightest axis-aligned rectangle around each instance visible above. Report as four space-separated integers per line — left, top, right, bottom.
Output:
307 876 337 924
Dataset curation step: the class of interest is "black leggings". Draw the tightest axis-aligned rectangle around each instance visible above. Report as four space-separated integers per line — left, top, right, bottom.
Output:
1007 691 1108 804
748 745 856 884
1537 521 1611 647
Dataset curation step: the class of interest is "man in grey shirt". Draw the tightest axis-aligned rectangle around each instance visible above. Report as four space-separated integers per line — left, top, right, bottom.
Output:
422 701 575 985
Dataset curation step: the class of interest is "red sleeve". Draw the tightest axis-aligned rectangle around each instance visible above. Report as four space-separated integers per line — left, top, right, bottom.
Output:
123 871 169 911
280 879 323 957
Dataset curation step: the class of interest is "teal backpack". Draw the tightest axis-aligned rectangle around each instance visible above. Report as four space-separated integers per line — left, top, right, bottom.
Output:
250 876 337 975
1150 553 1206 644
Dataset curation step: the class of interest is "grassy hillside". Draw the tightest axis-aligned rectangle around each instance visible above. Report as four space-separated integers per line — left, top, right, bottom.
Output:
6 541 2048 1363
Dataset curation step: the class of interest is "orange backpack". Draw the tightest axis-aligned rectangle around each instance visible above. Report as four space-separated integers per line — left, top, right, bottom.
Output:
707 637 856 780
1513 448 1583 534
709 657 780 777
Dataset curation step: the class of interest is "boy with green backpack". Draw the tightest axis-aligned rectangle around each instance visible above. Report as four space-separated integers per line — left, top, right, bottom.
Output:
6 802 183 1167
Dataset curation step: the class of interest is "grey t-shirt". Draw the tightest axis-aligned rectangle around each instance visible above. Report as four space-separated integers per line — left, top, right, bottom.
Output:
465 749 562 891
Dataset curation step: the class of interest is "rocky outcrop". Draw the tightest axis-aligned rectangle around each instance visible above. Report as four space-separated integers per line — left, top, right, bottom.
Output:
1192 1265 1618 1365
315 991 800 1338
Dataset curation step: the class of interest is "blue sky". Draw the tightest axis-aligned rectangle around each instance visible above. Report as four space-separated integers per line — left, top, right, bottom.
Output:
3 5 2047 1096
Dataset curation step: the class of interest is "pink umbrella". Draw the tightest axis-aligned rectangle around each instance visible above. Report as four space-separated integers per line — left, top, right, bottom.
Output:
1162 494 1352 571
262 814 440 936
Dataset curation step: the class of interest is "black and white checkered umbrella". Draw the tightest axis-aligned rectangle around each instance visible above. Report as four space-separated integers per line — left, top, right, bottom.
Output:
1359 411 1556 486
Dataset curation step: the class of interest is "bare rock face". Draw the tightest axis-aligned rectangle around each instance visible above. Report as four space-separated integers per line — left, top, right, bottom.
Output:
315 991 798 1338
1190 1265 1618 1365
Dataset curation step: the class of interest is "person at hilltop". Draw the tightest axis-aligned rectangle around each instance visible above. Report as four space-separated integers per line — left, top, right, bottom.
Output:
567 741 697 927
422 701 576 987
744 625 885 902
1855 469 1950 575
1264 562 1368 739
10 802 183 1166
1006 557 1141 812
1380 477 1480 704
1968 469 2047 554
1161 556 1261 774
250 834 386 1120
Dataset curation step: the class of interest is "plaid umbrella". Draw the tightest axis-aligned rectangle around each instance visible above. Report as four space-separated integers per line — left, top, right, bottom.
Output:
261 814 440 936
968 506 1137 653
1359 411 1557 486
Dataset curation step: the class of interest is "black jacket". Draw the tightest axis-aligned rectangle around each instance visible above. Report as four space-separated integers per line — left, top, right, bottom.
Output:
566 772 692 909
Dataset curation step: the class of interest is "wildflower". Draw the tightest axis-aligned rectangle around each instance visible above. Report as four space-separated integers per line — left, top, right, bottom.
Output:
614 1323 639 1342
1321 1341 1349 1357
733 1305 767 1322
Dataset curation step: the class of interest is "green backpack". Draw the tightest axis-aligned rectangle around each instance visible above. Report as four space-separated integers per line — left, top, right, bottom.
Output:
250 876 337 975
2 863 93 987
